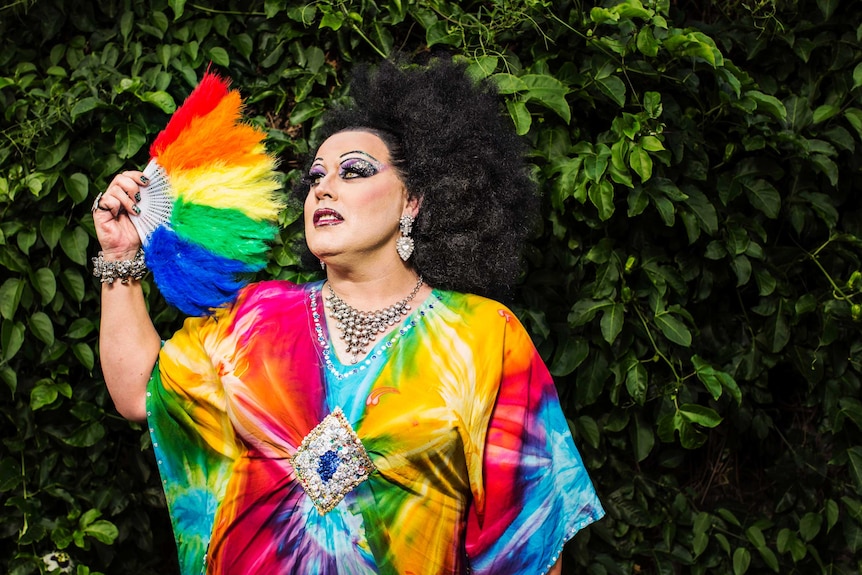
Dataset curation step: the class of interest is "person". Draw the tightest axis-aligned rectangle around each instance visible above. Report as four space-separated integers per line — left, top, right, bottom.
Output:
93 56 604 575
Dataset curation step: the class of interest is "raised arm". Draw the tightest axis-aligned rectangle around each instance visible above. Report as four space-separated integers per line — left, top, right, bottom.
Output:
93 171 161 421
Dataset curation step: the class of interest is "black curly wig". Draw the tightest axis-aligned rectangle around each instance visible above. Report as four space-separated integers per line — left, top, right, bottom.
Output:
293 56 538 300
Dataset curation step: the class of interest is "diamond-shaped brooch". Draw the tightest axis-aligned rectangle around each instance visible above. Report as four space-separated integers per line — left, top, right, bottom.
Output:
291 407 376 515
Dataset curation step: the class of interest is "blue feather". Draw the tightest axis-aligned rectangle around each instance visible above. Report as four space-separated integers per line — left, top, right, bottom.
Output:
145 226 261 316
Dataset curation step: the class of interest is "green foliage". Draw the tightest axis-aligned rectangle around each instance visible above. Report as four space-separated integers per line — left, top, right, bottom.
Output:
1 0 860 573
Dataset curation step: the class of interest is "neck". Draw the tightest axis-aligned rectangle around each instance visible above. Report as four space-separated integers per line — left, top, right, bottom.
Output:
324 265 424 311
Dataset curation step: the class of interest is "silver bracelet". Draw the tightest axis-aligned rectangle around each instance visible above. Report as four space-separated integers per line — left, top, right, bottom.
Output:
92 249 148 284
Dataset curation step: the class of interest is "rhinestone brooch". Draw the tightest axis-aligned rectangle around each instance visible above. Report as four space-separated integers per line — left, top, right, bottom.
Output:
291 407 375 515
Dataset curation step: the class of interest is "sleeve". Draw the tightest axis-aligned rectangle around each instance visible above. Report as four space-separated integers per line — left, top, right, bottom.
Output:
147 312 240 575
464 309 604 575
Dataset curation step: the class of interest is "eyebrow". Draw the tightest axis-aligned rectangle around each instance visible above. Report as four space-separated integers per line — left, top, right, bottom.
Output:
312 150 382 164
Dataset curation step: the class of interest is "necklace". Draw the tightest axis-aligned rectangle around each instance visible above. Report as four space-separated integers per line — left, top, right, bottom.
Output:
325 276 424 364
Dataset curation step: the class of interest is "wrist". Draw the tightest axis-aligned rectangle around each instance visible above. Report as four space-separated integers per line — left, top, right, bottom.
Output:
92 249 148 285
100 247 141 262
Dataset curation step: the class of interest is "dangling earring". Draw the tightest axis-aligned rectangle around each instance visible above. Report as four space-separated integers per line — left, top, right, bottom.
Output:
319 259 326 270
396 214 415 261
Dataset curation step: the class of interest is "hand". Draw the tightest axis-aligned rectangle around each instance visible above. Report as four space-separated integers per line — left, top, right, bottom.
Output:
93 171 147 260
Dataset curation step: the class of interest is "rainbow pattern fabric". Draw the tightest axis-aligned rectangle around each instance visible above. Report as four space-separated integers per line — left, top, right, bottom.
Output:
136 72 283 316
147 281 604 574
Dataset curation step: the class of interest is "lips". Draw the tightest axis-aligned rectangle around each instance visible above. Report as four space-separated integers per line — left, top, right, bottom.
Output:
313 208 344 226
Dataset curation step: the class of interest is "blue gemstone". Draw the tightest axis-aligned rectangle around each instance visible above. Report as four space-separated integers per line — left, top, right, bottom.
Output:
317 449 340 483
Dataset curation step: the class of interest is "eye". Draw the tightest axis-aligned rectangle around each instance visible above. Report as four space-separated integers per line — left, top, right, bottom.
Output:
339 158 379 179
303 167 325 186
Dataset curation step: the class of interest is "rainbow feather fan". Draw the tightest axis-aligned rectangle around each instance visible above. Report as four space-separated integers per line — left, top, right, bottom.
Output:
130 72 284 316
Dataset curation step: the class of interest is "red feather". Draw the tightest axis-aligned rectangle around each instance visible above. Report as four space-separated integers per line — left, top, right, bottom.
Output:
149 71 231 158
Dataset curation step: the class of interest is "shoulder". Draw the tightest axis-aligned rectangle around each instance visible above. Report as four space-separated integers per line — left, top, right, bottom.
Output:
435 289 520 322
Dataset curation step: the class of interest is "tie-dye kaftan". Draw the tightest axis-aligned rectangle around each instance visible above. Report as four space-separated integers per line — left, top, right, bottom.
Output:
147 280 604 574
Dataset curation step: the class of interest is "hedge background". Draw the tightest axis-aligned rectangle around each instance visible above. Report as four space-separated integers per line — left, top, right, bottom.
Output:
1 0 861 574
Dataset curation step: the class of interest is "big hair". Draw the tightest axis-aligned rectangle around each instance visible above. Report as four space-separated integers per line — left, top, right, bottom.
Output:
294 56 538 300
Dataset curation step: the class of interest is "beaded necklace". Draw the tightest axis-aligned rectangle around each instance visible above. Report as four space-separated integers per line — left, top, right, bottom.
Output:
309 283 436 381
324 277 424 364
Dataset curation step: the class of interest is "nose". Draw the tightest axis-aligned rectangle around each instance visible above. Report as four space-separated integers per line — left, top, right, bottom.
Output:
313 173 337 200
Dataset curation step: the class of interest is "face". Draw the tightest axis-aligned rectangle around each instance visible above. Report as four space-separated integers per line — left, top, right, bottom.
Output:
304 131 416 266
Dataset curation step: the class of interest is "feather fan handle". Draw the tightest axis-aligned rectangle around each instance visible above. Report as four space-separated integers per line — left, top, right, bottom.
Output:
130 71 284 317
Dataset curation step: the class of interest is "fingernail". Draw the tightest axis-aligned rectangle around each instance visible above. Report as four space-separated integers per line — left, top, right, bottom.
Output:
133 205 141 215
135 192 141 202
140 175 149 184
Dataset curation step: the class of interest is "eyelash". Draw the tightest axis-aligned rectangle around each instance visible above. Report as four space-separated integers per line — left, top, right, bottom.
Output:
304 159 379 186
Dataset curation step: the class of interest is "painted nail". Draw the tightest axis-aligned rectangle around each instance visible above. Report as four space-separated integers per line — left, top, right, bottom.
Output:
140 175 149 184
133 205 141 215
134 192 141 202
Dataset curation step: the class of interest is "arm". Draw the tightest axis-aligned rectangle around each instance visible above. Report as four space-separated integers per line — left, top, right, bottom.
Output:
549 557 562 575
94 171 161 421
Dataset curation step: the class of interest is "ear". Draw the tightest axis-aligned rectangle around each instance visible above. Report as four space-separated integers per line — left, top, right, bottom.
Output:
403 193 422 218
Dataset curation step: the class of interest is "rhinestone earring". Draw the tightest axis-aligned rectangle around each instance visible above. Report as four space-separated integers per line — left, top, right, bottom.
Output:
319 259 326 270
396 214 415 261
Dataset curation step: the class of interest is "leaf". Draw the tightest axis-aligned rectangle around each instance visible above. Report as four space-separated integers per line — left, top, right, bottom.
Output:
733 545 752 573
84 520 119 544
799 512 822 542
812 104 840 124
114 124 146 159
169 0 186 19
683 188 718 235
596 75 626 107
30 381 59 410
569 299 613 326
1 320 25 361
631 413 654 462
0 278 23 320
854 62 862 90
549 337 588 377
29 311 54 346
62 421 105 447
40 215 65 250
744 179 780 218
506 100 531 136
33 268 57 304
625 360 648 405
72 342 95 371
747 90 787 121
679 404 723 428
425 20 461 47
492 73 527 94
825 499 839 532
629 145 653 181
655 312 692 346
71 97 100 121
522 74 571 123
207 47 230 67
588 180 615 221
66 318 96 340
62 269 86 303
142 90 177 113
848 446 862 492
600 303 624 343
60 227 89 265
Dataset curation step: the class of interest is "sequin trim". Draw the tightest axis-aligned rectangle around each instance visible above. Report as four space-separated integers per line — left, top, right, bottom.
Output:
290 407 375 515
309 283 436 380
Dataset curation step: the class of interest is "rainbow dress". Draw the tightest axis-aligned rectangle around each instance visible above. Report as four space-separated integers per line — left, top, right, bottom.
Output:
147 280 604 574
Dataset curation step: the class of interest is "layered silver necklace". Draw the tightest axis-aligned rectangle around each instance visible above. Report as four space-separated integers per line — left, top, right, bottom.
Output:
325 276 424 364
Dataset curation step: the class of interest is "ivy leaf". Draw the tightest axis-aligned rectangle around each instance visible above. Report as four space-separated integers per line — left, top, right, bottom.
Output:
625 360 648 405
629 145 653 181
84 520 119 545
1 320 25 361
208 47 230 67
142 90 177 114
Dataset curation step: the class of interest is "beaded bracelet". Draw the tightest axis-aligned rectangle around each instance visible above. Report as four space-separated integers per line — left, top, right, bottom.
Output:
92 249 147 284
